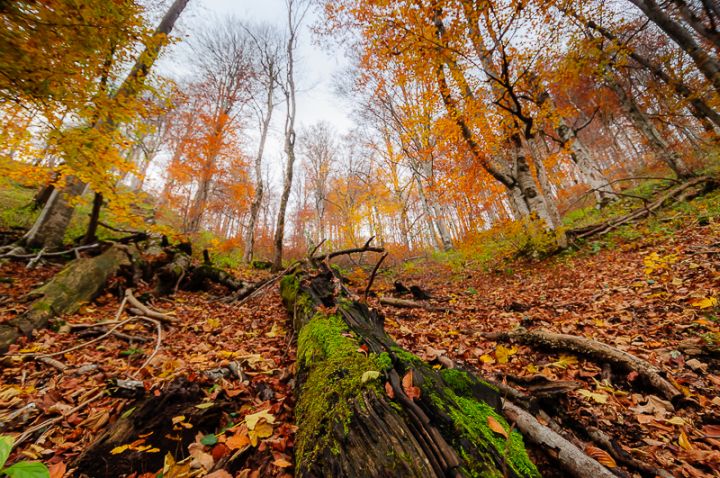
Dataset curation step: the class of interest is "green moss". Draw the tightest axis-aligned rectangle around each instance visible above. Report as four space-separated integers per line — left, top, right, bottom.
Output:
440 368 498 397
295 310 386 470
390 346 424 367
426 384 539 478
375 352 393 371
279 274 300 306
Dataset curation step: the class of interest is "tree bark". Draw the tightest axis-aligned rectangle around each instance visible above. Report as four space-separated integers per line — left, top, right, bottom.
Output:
557 123 614 206
280 268 540 478
83 192 103 245
607 79 693 178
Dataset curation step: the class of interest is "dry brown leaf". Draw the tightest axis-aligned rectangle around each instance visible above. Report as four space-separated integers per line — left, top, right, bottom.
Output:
48 461 67 478
385 381 395 399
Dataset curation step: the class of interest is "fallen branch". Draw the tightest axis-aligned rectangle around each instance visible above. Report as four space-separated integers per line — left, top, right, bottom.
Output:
312 236 384 262
379 296 451 313
131 316 162 379
484 328 681 401
502 401 616 478
1 243 101 260
125 289 177 324
568 176 714 239
586 426 674 478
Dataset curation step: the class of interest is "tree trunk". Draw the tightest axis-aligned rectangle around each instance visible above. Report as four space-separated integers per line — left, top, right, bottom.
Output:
557 124 614 207
83 192 103 245
243 114 271 262
669 0 720 50
280 268 540 478
608 79 694 178
21 177 86 250
627 0 720 93
582 17 720 130
0 245 130 353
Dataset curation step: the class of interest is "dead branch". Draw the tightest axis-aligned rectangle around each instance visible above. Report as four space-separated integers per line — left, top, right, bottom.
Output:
379 297 451 313
568 176 713 239
364 252 388 301
586 426 674 478
484 328 681 401
312 236 385 262
1 243 101 260
502 401 616 478
131 317 162 378
125 289 177 324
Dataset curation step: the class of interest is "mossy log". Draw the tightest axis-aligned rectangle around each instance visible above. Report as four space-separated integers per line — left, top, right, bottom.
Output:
0 245 130 353
280 268 540 478
186 264 249 292
154 251 192 295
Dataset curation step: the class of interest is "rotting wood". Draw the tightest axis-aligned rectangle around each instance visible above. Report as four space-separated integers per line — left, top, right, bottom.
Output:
281 266 540 478
484 328 681 401
0 245 130 354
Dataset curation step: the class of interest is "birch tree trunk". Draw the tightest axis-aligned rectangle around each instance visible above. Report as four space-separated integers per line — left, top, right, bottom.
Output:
272 0 305 272
557 124 614 206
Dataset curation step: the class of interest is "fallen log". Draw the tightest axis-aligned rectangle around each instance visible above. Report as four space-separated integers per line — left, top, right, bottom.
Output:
154 250 192 295
0 245 130 354
280 267 540 478
568 176 715 239
380 296 451 313
484 328 681 401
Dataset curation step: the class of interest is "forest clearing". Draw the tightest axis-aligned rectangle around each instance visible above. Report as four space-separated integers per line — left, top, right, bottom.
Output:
0 0 719 477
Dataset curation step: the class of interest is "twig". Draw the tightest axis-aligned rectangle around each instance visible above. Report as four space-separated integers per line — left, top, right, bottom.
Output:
26 248 46 269
308 239 327 261
364 252 388 302
131 317 162 378
13 388 105 448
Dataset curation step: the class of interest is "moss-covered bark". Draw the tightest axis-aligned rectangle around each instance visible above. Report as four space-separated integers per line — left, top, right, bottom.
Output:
0 245 130 353
281 269 540 478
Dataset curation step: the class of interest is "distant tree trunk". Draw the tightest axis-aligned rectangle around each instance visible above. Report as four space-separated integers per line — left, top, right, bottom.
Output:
557 123 613 206
608 79 693 178
186 171 212 233
83 192 103 245
627 0 720 93
582 17 720 130
272 0 304 272
18 0 190 250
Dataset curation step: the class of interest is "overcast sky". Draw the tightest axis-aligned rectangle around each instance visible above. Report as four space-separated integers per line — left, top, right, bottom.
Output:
145 0 354 191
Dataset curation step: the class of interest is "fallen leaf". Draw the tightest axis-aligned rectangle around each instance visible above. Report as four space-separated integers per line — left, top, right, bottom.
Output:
585 445 616 467
577 389 608 404
402 370 421 400
245 409 275 430
385 381 395 399
495 345 517 364
361 371 380 383
678 429 693 450
227 432 250 450
206 471 233 478
690 297 717 309
273 458 293 468
486 416 508 439
48 461 67 478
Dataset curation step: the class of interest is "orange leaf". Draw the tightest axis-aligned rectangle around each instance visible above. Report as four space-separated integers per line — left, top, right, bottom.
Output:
385 381 395 399
227 432 251 450
487 416 508 439
48 461 67 478
273 458 293 468
585 445 617 468
402 371 421 400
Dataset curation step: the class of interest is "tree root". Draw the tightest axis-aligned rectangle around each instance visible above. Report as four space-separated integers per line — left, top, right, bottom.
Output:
484 328 681 401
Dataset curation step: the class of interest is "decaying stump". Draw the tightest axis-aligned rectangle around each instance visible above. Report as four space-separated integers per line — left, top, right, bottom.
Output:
74 377 224 477
0 245 130 353
280 267 540 478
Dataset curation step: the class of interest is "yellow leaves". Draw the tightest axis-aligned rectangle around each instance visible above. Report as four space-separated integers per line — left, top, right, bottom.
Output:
690 297 717 309
494 345 517 364
642 252 678 276
244 409 275 447
678 429 693 450
548 354 578 369
361 370 381 383
577 389 609 404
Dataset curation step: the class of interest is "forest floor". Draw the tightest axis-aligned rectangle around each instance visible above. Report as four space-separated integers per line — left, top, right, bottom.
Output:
0 185 718 478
